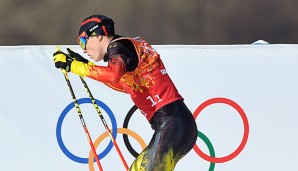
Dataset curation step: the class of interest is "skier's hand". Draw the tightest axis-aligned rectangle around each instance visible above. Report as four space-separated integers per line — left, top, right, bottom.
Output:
67 48 89 64
53 46 95 76
53 51 73 72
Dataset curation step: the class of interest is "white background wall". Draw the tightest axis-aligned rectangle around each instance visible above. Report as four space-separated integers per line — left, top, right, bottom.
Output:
1 44 298 171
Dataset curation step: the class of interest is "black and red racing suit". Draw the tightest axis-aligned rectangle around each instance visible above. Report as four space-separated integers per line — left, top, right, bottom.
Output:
86 35 197 171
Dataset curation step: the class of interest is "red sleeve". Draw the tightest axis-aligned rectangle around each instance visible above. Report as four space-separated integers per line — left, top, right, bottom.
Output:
87 55 126 91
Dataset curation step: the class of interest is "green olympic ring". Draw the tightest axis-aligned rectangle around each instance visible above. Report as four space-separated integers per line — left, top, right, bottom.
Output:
197 131 216 171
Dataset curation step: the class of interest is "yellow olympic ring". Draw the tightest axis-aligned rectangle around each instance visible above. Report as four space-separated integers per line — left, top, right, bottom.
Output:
88 128 147 171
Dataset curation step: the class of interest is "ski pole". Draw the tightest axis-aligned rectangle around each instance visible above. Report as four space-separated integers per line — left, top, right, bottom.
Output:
59 63 104 171
79 76 129 171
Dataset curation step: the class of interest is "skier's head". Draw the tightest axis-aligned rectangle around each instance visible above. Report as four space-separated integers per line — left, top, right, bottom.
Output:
77 14 115 50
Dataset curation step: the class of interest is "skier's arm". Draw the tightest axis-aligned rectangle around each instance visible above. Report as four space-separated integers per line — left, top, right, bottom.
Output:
88 56 127 92
53 39 138 92
54 48 126 82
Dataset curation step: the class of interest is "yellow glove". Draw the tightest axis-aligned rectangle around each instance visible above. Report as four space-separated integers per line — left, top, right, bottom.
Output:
53 46 73 72
53 46 95 76
66 48 92 65
66 48 95 76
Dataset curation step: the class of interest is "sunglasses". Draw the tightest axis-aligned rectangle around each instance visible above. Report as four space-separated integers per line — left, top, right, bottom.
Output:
77 32 89 50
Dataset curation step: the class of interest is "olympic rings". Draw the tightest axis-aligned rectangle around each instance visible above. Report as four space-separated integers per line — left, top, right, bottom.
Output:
56 97 249 170
193 97 249 163
56 98 118 163
88 128 146 171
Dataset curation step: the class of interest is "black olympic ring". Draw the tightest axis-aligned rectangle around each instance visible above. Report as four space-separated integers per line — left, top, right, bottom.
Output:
122 105 139 158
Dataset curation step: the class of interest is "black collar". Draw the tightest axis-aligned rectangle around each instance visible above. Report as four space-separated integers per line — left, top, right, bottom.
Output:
103 35 122 62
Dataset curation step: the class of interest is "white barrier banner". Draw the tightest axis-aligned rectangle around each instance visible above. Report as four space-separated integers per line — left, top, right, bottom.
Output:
1 45 298 171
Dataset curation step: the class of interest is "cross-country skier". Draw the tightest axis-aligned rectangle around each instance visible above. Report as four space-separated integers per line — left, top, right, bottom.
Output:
53 14 197 171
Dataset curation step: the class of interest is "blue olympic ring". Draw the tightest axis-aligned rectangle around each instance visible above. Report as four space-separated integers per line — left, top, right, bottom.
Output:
56 98 118 164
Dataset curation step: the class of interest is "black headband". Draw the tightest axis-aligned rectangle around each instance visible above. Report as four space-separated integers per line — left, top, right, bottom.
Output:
85 19 115 37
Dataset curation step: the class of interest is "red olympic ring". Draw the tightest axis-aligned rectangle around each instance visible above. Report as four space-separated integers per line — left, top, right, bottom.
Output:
193 97 249 163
